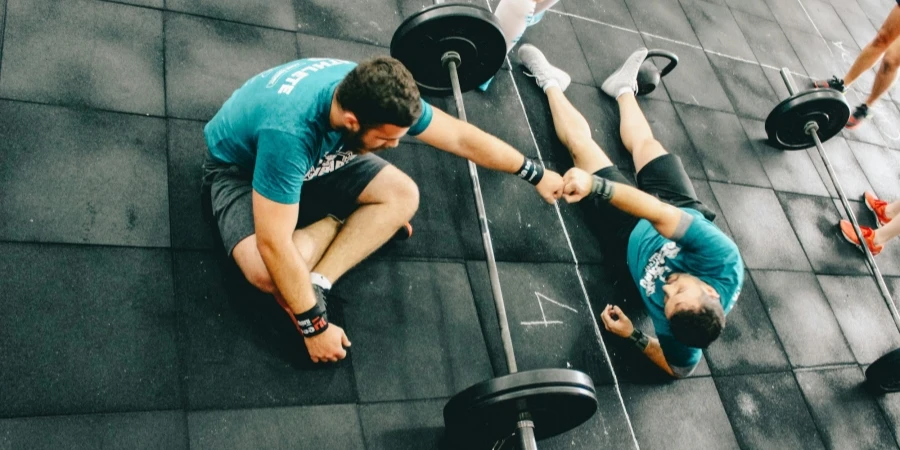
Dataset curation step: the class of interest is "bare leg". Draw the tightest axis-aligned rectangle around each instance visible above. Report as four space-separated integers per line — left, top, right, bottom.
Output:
844 6 900 87
886 199 900 220
232 216 343 295
875 214 900 246
866 37 900 105
616 94 667 172
545 86 613 173
312 166 419 282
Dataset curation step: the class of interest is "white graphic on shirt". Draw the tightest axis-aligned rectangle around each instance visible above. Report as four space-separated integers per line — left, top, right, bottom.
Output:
639 242 681 296
304 150 357 181
277 59 351 95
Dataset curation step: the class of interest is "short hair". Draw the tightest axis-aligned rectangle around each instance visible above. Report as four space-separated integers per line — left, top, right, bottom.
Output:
669 290 726 348
335 56 422 128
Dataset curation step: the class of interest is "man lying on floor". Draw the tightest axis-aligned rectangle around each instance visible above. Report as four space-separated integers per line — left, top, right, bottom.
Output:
518 44 744 378
201 56 564 364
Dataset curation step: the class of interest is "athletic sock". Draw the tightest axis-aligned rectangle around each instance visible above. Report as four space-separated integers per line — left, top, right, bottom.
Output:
310 272 332 291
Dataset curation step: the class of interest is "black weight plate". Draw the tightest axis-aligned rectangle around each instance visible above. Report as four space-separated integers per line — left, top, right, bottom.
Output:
866 347 900 393
390 3 506 96
765 89 850 150
443 368 597 446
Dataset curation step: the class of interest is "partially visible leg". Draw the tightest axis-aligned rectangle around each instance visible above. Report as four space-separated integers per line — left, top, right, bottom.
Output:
312 165 419 282
533 0 560 15
886 199 900 220
231 216 342 295
545 86 613 173
616 94 668 173
875 215 900 246
844 6 900 86
866 37 900 105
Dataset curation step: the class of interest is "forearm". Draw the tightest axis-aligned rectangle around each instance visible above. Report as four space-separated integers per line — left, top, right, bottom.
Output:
458 122 526 173
642 337 677 378
593 176 683 238
257 238 317 314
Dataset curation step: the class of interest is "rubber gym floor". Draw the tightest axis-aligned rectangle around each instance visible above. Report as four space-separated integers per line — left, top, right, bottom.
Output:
3 0 900 448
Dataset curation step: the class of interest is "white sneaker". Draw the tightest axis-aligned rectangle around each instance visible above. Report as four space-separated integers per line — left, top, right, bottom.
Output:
600 48 648 99
517 44 571 92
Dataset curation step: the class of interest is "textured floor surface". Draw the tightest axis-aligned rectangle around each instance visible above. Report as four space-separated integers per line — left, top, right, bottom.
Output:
2 0 900 448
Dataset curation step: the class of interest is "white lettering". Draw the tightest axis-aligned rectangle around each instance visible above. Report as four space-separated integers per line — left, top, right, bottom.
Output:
639 242 681 296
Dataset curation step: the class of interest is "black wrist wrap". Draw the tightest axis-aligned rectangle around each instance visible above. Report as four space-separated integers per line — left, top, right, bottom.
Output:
296 302 329 337
590 175 615 201
517 158 545 186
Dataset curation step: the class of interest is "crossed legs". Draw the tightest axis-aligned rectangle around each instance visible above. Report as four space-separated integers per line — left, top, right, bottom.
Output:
232 165 419 308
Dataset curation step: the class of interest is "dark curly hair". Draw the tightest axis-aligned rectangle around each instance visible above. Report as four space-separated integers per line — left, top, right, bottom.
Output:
669 290 726 348
335 56 422 128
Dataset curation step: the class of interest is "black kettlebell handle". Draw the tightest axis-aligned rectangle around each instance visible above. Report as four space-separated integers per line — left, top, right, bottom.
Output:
646 49 678 77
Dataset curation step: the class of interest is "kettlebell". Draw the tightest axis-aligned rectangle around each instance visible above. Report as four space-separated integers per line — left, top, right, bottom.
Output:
636 50 679 96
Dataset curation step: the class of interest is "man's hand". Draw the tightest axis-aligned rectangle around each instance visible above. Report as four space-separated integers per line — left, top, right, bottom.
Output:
562 168 594 203
600 304 634 338
305 324 351 363
535 169 565 203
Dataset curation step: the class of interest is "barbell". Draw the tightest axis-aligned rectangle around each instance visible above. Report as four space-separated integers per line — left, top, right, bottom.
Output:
766 69 900 393
391 3 598 449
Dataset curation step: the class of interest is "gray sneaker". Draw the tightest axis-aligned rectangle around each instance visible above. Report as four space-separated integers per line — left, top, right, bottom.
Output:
518 44 571 92
601 48 648 99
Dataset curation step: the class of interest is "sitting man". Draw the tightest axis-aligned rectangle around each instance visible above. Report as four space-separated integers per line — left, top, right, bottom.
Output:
518 44 744 377
201 56 564 364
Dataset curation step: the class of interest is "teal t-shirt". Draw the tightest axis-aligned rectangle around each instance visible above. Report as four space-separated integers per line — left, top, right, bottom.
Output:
626 208 743 375
203 58 434 204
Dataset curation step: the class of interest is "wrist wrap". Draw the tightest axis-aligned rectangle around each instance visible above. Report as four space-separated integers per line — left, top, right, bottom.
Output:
629 329 650 352
590 175 615 201
517 157 545 186
296 290 329 337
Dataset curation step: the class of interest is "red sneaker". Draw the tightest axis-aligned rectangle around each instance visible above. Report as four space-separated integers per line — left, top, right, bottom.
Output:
864 191 892 227
812 76 846 92
845 104 871 130
839 220 883 256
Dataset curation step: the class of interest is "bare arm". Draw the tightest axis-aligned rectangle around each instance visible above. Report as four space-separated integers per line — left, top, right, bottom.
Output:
600 304 684 378
252 190 316 314
415 107 525 173
415 107 564 202
562 167 686 238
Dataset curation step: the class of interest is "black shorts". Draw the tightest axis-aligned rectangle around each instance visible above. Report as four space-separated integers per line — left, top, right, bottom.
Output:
201 150 389 255
580 154 716 262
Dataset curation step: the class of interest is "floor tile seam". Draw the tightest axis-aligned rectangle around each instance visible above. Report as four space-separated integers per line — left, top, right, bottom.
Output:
795 0 837 59
674 0 784 202
737 271 795 376
549 9 818 82
92 0 300 34
0 406 186 422
788 363 857 446
707 367 797 380
491 4 640 447
0 96 169 120
812 142 900 301
0 0 6 84
0 239 176 251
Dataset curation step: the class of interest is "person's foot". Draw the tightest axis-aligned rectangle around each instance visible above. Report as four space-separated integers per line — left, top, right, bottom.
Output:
839 219 883 256
845 103 871 129
812 76 846 93
600 48 649 99
391 222 413 241
865 191 892 227
518 44 571 92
